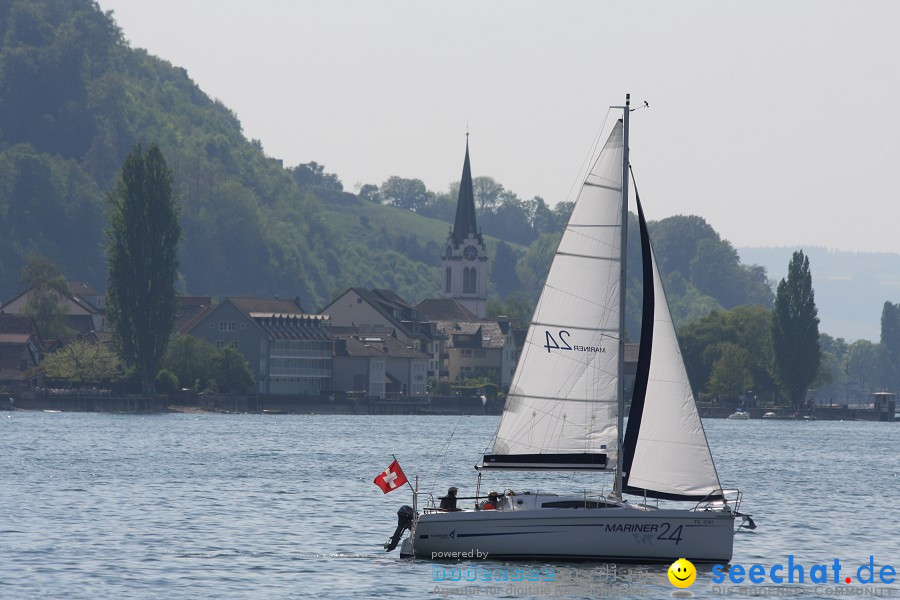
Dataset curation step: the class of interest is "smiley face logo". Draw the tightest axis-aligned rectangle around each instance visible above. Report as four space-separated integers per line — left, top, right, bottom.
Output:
668 558 696 588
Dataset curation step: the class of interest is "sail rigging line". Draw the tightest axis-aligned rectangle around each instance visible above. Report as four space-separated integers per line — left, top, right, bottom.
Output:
564 108 614 205
426 413 465 497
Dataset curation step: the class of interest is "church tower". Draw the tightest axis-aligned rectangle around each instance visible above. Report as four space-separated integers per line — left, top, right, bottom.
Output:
443 136 489 318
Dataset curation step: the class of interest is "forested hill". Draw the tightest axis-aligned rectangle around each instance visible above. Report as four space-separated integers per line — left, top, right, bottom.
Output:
0 0 371 307
0 0 773 327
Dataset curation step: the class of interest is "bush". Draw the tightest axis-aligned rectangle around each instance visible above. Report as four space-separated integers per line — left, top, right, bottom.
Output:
155 369 179 395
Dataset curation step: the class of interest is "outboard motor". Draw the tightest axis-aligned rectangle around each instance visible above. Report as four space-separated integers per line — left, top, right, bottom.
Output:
384 505 414 552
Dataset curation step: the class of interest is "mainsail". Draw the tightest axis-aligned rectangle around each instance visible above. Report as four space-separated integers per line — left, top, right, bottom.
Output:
482 122 625 470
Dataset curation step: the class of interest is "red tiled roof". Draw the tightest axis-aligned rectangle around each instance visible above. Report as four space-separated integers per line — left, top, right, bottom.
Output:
175 304 215 335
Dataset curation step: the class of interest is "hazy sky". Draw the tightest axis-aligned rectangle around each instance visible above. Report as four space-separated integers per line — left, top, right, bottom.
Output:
96 1 900 254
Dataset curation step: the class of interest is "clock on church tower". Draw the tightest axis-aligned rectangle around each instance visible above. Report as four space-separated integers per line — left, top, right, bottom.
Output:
463 245 479 261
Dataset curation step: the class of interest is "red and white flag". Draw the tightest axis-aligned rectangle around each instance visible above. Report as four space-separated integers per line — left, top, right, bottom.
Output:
374 459 408 494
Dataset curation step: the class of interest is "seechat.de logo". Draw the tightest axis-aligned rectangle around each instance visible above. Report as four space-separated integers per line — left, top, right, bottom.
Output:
711 555 896 586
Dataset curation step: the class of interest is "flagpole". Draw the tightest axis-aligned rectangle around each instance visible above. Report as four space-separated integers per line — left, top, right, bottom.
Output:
392 453 416 495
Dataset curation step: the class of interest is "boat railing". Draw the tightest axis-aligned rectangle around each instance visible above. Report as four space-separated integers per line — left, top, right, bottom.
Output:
693 488 743 513
419 492 437 512
421 489 622 512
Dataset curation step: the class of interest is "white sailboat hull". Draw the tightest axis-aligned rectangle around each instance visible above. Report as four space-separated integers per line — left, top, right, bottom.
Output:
409 505 735 563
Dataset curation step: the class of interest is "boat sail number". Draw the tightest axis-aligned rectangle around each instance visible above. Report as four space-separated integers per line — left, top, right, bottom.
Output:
543 330 606 354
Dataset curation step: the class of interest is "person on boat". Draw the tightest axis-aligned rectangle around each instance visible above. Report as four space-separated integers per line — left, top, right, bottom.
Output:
439 486 460 511
480 491 501 510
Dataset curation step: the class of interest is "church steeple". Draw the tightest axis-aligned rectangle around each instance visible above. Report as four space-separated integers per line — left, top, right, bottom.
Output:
451 137 478 245
443 135 489 318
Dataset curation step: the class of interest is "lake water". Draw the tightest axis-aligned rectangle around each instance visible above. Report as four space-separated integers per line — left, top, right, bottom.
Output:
1 412 897 599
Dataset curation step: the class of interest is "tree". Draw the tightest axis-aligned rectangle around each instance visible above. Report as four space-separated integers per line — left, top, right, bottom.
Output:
846 339 892 396
107 144 181 395
880 301 900 389
472 176 504 214
160 335 217 390
525 196 556 234
481 193 538 245
18 254 75 339
516 232 560 294
881 301 900 357
210 346 254 393
486 291 534 325
357 183 379 202
771 250 820 408
706 343 752 401
551 202 574 231
379 176 431 212
42 340 124 383
678 305 776 400
649 215 719 277
290 161 343 191
490 241 523 298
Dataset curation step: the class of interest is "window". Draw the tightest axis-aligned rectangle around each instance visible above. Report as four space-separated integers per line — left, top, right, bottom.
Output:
445 267 452 293
460 349 472 357
463 267 476 294
219 321 236 332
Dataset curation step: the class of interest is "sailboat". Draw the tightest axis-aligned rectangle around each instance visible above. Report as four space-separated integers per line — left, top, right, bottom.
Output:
386 95 751 562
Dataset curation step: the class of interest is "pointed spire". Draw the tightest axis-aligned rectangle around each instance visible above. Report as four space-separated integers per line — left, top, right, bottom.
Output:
451 136 478 245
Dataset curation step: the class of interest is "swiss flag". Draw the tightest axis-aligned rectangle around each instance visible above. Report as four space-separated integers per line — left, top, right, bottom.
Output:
374 459 408 494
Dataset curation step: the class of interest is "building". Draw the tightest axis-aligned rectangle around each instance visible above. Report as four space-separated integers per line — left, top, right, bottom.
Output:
434 319 519 388
181 297 332 396
321 288 445 379
442 137 489 318
1 281 105 334
0 314 44 392
444 319 517 388
331 332 429 398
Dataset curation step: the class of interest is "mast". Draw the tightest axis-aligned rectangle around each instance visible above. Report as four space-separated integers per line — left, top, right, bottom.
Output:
614 94 630 498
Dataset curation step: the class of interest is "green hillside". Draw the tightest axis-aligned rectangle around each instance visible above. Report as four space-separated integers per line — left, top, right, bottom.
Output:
0 0 449 309
0 0 774 324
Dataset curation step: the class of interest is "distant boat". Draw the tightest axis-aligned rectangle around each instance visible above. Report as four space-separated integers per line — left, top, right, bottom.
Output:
384 95 752 563
762 411 777 419
728 410 750 420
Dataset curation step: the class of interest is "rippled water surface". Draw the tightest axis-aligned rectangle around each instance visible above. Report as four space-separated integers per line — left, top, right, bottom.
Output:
1 412 897 599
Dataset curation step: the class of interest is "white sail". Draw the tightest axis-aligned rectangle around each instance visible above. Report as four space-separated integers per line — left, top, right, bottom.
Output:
487 122 624 469
625 239 723 497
